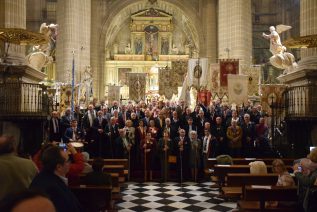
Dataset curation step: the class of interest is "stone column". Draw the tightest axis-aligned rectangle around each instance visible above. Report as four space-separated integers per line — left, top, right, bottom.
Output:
0 0 26 64
56 0 91 84
218 0 252 69
91 0 106 99
298 0 317 70
204 0 217 63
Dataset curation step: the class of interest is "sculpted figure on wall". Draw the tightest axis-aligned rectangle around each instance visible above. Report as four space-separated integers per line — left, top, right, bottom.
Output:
135 38 143 54
262 25 297 74
125 43 132 54
26 23 58 71
161 38 169 55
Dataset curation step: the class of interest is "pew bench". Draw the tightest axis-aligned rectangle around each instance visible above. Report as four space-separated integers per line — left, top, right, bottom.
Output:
237 185 298 212
88 158 129 178
222 174 278 199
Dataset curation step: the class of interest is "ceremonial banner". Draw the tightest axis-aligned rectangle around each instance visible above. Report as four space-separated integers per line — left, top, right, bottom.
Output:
171 60 188 86
159 66 178 99
227 74 248 105
187 58 209 88
260 84 287 113
220 59 239 86
60 84 78 112
128 73 146 102
197 90 212 106
108 85 121 103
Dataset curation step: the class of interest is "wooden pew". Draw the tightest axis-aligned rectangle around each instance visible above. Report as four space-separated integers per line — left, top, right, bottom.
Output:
207 158 294 169
238 186 298 212
103 165 125 184
222 173 278 199
89 159 129 178
213 165 292 187
70 185 115 212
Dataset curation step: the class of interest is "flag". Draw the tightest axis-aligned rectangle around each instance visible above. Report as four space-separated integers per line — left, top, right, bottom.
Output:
128 73 146 102
220 59 239 86
187 58 209 89
71 51 75 116
159 66 178 99
227 74 248 105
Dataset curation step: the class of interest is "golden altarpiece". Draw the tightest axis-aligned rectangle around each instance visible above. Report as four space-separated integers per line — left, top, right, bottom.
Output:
104 8 189 102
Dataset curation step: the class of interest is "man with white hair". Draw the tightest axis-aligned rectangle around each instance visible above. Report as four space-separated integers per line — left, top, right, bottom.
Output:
241 113 256 157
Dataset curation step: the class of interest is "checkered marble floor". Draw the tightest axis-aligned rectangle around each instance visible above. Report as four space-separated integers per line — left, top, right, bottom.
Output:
117 181 237 212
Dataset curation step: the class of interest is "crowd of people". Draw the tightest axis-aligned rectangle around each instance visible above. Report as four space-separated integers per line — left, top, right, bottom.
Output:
0 96 316 211
46 99 272 181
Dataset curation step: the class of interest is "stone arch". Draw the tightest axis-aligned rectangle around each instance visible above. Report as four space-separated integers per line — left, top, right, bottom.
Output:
100 0 203 54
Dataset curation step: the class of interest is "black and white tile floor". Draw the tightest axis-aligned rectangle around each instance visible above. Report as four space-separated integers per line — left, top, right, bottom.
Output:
117 181 237 212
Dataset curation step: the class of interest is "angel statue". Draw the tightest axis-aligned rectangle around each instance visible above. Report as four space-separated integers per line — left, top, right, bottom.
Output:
26 23 58 71
262 25 297 74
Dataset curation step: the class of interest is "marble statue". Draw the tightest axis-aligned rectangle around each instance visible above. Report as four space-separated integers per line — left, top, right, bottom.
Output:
26 23 58 71
125 43 132 54
80 66 93 104
262 25 297 74
113 43 118 54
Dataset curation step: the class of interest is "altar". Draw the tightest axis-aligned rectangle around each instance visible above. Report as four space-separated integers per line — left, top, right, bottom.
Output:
103 8 192 102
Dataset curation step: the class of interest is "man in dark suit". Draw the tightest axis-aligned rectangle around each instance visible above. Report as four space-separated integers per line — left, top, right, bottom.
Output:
63 119 83 143
241 113 256 157
174 129 191 181
114 129 131 159
83 104 96 143
60 108 72 136
211 116 227 156
48 111 61 142
92 110 108 158
107 117 119 158
183 117 198 138
73 105 84 130
30 146 82 212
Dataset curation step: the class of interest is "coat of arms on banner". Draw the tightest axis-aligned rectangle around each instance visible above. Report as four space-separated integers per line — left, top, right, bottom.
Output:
128 73 146 102
220 59 239 86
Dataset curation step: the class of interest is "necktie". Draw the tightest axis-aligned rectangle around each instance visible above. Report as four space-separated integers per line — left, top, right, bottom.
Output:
55 119 59 133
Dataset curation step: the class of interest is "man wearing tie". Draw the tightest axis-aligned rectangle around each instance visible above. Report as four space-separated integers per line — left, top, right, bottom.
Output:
92 110 108 157
63 119 82 143
48 111 61 142
83 104 96 143
202 129 212 169
174 129 190 181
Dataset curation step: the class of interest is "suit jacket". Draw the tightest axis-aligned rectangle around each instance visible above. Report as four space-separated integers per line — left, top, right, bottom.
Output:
63 127 83 142
92 117 108 132
48 118 62 141
30 171 82 212
183 124 198 138
173 136 190 156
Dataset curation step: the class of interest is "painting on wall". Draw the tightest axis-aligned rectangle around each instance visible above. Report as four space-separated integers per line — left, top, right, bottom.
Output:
118 68 132 86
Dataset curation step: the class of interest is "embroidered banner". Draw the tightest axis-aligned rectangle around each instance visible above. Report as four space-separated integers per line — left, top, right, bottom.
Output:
159 66 178 100
220 59 239 87
227 74 248 105
108 85 121 103
187 58 209 89
260 84 287 113
128 73 146 102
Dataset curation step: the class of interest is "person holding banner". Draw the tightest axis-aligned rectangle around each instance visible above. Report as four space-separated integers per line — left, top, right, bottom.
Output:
141 132 156 181
189 131 201 182
158 132 174 182
174 129 190 182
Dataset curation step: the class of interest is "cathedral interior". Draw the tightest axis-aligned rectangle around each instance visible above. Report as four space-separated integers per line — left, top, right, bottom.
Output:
1 0 317 211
